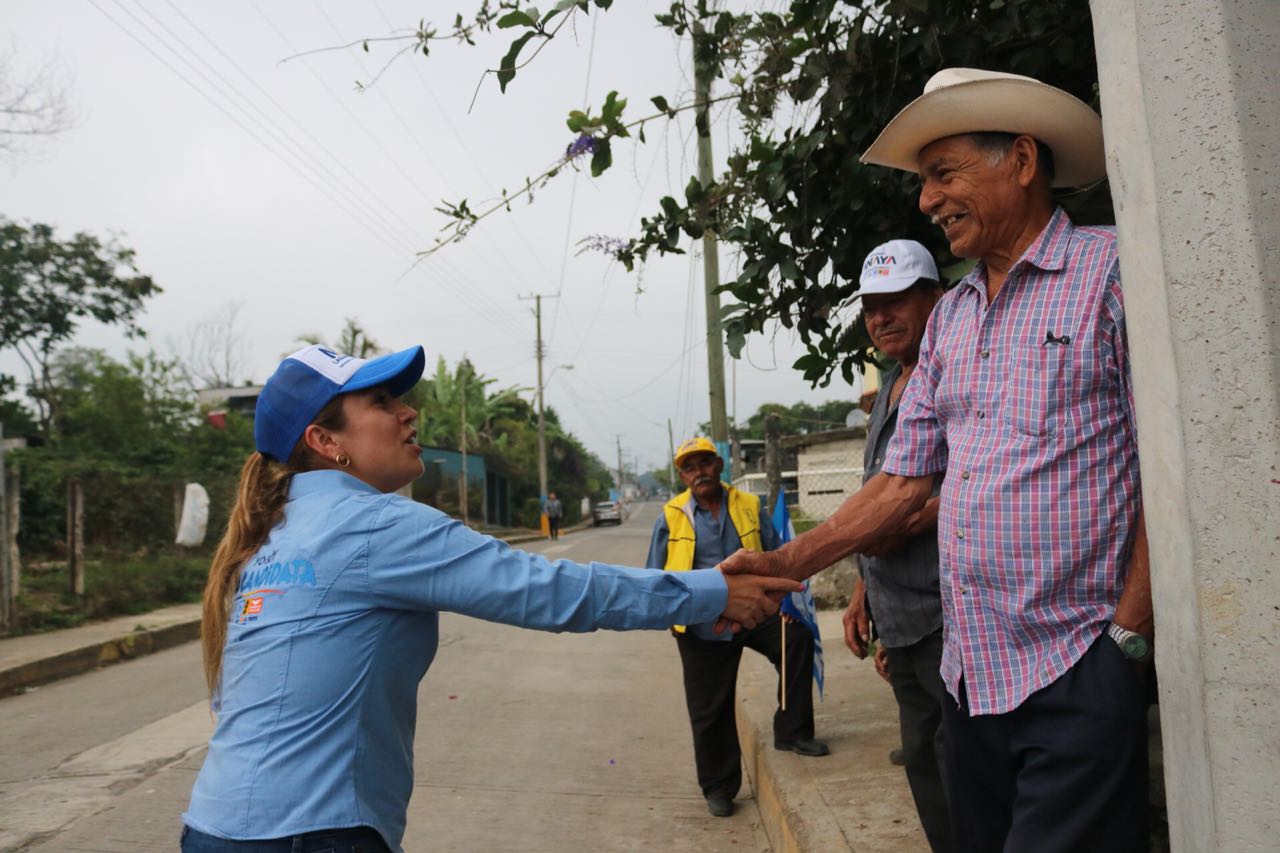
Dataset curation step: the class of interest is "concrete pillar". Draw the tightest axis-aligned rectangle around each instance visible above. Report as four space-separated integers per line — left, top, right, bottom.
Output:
1090 1 1279 850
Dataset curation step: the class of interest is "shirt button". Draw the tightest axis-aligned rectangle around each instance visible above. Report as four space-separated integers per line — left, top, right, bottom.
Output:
962 470 971 480
873 457 881 465
976 410 985 419
956 530 965 539
980 350 990 359
960 586 969 595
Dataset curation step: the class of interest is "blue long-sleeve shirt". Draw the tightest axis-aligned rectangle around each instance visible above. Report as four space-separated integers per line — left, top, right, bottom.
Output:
184 470 728 851
644 488 780 641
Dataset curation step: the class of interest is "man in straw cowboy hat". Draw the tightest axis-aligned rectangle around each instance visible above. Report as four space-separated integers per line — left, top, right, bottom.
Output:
724 69 1152 852
646 437 827 819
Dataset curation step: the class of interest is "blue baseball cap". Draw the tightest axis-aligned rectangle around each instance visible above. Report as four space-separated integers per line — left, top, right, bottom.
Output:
254 344 426 462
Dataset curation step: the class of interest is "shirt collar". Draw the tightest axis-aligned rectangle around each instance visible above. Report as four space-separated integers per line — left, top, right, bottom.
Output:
288 468 383 500
961 206 1073 294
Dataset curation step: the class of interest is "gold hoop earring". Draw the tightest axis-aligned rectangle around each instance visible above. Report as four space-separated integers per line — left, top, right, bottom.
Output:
335 452 351 468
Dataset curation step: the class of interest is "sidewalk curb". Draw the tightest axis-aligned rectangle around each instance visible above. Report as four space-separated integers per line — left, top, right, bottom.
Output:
0 619 202 698
0 525 595 698
737 658 852 852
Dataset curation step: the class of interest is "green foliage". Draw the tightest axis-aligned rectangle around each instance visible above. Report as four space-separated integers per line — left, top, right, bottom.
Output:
10 553 210 636
12 348 254 557
410 355 611 527
0 218 160 436
414 355 525 452
402 0 1109 385
482 397 614 527
614 0 1113 386
733 399 860 439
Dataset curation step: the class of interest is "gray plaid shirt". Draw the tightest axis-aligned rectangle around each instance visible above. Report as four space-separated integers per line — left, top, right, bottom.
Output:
859 363 944 648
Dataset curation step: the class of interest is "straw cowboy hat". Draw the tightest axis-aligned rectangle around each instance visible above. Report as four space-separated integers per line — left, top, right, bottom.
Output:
860 68 1105 188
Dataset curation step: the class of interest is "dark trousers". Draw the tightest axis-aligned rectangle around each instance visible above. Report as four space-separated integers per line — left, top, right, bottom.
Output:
674 615 815 799
885 631 952 853
941 633 1148 853
547 516 561 539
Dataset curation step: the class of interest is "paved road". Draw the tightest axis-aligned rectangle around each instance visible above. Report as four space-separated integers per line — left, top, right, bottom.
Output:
0 502 772 852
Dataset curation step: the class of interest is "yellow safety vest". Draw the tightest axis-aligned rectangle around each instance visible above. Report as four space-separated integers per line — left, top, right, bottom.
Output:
662 485 764 632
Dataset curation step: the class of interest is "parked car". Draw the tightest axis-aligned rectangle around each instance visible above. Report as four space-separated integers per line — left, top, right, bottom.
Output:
591 501 624 526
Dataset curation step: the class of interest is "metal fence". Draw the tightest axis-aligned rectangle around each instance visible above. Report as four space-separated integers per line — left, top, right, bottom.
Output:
734 465 863 527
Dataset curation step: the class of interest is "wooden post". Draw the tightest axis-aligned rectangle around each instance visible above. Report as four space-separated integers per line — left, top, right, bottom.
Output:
67 479 84 596
765 413 782 513
6 460 19 600
173 482 185 540
0 423 10 631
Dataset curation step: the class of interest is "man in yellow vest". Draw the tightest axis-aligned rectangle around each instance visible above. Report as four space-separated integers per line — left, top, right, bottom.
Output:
645 437 828 818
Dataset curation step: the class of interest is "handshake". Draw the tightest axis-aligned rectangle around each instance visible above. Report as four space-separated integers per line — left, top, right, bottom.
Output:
714 548 793 633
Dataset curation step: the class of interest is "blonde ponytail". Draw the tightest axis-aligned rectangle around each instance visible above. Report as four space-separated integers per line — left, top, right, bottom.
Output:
201 396 348 696
202 452 294 695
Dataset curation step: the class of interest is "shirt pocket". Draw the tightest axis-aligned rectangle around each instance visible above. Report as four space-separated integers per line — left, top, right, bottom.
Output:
1004 344 1072 437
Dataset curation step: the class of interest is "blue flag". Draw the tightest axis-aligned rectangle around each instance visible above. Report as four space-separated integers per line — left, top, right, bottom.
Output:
773 494 824 700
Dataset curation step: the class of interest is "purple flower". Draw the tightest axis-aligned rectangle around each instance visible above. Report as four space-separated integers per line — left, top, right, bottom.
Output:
576 234 629 259
563 134 596 162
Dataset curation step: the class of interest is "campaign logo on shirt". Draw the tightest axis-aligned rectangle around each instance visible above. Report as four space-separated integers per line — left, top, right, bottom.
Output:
233 550 319 624
237 551 318 592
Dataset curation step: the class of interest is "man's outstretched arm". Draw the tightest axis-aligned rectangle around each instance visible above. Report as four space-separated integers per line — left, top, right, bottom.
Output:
723 472 936 581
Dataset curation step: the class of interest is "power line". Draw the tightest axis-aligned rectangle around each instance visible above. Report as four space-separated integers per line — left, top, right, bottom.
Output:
90 1 414 264
305 0 534 322
244 0 527 337
366 0 557 289
99 0 531 345
545 11 599 349
133 1 434 258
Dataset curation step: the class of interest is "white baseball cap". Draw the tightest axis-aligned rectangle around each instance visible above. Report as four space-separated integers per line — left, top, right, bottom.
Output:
858 239 940 295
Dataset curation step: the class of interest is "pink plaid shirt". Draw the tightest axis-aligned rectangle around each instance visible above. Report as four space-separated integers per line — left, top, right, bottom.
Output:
883 208 1141 715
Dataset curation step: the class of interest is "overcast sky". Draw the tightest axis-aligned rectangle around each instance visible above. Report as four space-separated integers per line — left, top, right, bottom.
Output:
3 0 863 471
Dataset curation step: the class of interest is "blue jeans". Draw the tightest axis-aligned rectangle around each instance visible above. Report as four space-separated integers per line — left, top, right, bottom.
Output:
180 825 391 853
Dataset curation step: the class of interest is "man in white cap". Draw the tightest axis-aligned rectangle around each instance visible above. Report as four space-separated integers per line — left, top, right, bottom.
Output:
725 69 1151 852
843 240 950 852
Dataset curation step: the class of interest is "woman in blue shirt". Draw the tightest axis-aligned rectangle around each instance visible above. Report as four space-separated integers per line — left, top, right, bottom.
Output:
181 344 796 853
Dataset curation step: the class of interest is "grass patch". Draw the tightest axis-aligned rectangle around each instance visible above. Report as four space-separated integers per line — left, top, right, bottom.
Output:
9 551 211 636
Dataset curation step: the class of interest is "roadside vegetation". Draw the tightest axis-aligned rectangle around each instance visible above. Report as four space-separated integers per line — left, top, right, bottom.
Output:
0 226 615 634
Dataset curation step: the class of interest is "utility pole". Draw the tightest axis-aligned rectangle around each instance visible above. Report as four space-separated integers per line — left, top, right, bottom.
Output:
520 293 559 503
459 363 468 526
667 418 677 494
616 435 624 502
0 423 9 632
692 20 730 455
765 412 782 513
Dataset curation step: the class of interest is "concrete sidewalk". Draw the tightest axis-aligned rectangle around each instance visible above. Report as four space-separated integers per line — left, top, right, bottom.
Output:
737 610 930 852
0 601 204 697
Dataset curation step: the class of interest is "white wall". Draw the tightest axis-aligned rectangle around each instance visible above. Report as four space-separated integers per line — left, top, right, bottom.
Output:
1091 1 1280 849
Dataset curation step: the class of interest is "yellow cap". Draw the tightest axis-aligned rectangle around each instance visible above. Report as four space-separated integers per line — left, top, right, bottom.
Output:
673 436 720 468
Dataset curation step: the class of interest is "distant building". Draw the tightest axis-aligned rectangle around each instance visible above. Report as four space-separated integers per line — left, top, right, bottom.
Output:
781 426 866 521
196 385 264 419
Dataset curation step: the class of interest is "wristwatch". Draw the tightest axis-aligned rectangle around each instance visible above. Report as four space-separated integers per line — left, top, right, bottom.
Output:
1106 623 1153 663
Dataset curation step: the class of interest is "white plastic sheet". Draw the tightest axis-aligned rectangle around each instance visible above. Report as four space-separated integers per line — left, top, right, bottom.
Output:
175 482 210 547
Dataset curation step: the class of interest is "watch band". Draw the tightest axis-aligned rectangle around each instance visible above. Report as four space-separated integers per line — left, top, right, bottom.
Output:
1106 622 1153 663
